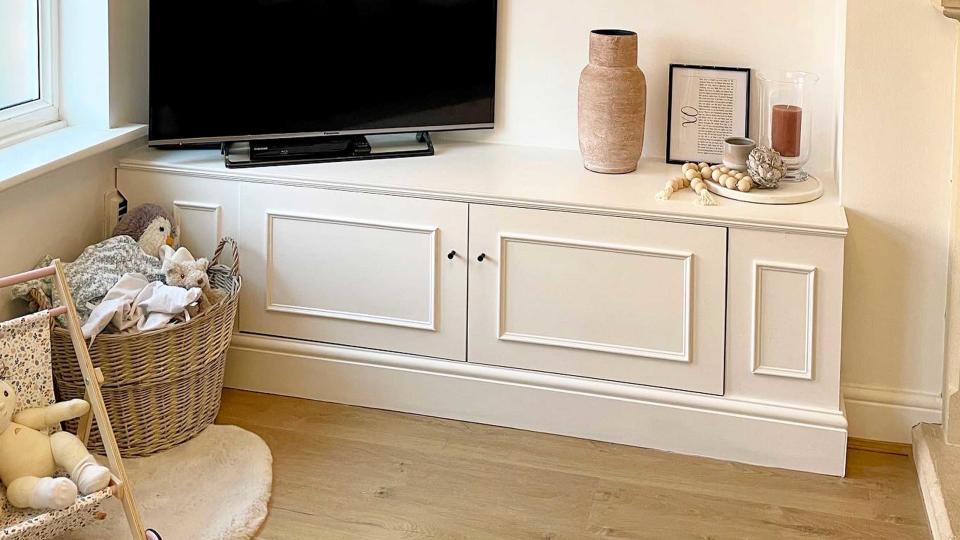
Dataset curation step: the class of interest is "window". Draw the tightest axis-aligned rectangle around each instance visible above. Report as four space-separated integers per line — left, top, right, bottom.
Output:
0 0 58 140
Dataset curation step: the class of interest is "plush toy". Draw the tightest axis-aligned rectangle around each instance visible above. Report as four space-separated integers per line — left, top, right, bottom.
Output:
112 204 178 258
0 381 111 510
162 246 223 314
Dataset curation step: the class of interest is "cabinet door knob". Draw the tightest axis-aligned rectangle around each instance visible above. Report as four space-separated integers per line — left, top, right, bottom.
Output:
477 253 486 262
447 250 457 259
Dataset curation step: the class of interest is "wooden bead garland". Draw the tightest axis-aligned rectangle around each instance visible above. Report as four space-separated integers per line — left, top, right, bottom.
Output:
655 175 690 201
657 162 756 205
661 162 717 206
708 164 754 193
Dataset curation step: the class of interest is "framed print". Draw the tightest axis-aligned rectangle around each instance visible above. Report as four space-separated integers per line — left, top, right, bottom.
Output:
666 64 750 164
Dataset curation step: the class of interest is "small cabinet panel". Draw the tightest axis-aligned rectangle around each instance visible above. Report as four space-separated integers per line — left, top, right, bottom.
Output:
173 202 223 261
117 169 239 260
752 262 816 379
725 229 844 409
498 234 692 361
239 183 468 361
266 212 438 330
468 205 727 394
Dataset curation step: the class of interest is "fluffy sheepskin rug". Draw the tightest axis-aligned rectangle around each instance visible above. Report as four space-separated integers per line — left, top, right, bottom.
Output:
63 425 272 540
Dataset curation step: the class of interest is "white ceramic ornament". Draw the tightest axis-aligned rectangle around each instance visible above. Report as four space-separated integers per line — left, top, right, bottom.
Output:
747 145 785 189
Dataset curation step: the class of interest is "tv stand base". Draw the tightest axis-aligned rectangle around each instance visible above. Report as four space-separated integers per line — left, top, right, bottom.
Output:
222 131 434 168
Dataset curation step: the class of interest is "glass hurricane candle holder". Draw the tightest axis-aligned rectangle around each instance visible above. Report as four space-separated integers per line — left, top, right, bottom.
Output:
757 71 819 181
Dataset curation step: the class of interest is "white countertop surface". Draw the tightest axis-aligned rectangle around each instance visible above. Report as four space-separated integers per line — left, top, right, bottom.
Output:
118 140 847 236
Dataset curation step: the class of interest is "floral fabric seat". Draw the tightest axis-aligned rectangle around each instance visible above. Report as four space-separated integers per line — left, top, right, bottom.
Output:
0 311 113 540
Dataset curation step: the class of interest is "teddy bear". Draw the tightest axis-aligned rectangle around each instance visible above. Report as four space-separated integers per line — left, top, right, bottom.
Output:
0 380 111 510
163 253 223 315
112 204 178 259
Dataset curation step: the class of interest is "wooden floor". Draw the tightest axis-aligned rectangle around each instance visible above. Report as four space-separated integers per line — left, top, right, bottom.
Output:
216 389 931 539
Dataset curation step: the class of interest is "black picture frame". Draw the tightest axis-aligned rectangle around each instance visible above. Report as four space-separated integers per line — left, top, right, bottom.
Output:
666 64 751 165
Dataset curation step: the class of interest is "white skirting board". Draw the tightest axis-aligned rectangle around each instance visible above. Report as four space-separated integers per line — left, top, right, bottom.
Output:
843 384 942 443
224 334 849 476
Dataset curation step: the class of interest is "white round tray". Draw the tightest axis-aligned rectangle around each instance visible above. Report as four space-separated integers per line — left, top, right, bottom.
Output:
704 175 823 205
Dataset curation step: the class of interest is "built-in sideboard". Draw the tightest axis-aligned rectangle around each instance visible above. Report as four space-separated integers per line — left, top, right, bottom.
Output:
116 141 848 475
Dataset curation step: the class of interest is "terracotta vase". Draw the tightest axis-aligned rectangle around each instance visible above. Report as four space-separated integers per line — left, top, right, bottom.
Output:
578 30 647 174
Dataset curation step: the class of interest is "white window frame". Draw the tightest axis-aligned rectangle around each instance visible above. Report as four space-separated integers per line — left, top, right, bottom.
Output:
0 0 60 141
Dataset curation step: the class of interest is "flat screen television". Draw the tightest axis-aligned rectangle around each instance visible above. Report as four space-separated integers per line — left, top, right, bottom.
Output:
148 0 498 146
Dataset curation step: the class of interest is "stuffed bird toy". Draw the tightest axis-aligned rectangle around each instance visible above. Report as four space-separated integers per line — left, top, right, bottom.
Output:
112 204 178 258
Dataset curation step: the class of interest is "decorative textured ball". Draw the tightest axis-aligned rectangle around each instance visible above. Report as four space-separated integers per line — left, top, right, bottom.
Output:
747 145 785 189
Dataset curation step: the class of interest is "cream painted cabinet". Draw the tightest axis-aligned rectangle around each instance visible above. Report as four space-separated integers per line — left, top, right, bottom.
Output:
237 182 469 361
723 228 845 410
117 145 850 474
467 205 728 394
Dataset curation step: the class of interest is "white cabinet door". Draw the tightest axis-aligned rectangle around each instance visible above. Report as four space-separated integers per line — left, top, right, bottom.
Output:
239 183 468 361
724 229 844 410
468 205 727 394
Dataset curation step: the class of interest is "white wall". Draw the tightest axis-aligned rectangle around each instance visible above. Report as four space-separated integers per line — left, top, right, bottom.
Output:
840 0 958 442
451 0 843 176
108 0 148 126
59 0 110 128
60 0 148 129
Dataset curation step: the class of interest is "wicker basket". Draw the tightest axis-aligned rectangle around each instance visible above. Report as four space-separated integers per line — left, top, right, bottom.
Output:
34 237 241 457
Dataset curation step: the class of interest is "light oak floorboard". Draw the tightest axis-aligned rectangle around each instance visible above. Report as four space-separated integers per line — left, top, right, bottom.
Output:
216 389 930 539
848 437 912 456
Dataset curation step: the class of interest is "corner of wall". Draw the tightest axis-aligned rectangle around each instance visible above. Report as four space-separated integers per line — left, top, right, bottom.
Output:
107 0 148 126
59 0 110 128
844 383 942 443
840 0 955 443
834 0 848 201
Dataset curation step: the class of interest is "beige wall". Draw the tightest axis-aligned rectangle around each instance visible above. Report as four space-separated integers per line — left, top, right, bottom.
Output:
940 13 960 443
0 144 140 321
944 88 960 441
841 0 958 441
451 0 842 176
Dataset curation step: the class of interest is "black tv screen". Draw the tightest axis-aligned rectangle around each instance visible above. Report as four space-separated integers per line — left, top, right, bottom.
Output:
149 0 498 145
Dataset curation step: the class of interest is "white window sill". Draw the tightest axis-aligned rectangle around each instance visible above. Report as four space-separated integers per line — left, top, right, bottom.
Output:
0 124 148 193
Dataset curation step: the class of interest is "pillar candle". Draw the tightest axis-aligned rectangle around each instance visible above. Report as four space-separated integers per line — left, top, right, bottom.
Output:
771 104 802 158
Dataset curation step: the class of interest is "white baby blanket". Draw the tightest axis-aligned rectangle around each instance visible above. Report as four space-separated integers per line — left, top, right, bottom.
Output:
81 273 201 339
